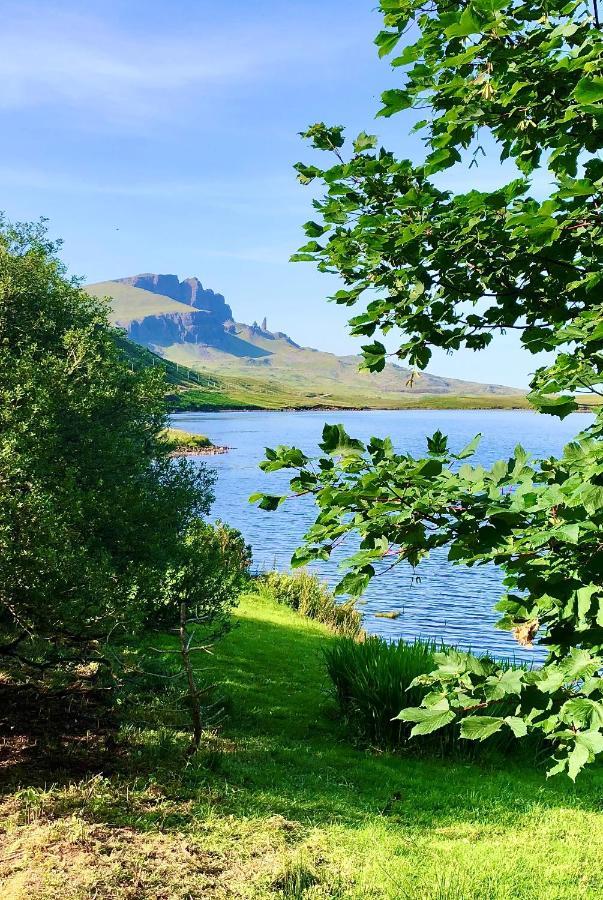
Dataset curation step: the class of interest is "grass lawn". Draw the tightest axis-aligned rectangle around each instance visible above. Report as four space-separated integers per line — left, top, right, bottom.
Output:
2 594 603 898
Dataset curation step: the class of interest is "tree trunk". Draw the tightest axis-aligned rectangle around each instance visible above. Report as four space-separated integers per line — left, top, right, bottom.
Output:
179 601 202 750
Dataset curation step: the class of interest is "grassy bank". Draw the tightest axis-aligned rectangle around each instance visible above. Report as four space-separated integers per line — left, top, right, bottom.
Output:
2 594 603 898
169 380 531 412
162 427 214 453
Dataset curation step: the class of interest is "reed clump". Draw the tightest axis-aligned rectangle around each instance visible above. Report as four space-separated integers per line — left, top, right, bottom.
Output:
256 570 363 639
325 635 527 759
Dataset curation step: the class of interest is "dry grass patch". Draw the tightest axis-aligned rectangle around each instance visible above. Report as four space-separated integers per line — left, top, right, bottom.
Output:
0 819 235 899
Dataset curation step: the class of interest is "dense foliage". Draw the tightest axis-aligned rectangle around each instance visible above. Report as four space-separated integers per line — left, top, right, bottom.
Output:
325 635 527 758
154 520 252 632
0 218 215 669
326 635 443 747
253 1 603 776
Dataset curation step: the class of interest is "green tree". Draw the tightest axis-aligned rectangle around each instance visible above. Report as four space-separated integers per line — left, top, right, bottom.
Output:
0 218 215 670
254 1 603 776
153 520 251 748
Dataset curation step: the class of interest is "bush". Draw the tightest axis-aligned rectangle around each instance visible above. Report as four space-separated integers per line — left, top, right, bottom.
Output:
325 635 438 748
325 635 528 758
0 218 216 671
258 571 362 638
152 521 252 632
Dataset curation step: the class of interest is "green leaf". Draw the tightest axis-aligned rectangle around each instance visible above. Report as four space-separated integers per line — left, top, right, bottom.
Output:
334 570 371 598
456 433 482 459
526 392 577 418
568 740 590 781
578 485 603 516
290 546 324 568
505 716 528 738
375 30 401 57
319 424 365 457
303 221 326 237
573 78 603 106
576 584 598 629
250 494 284 511
424 148 460 174
353 132 378 153
378 89 412 117
426 430 448 455
556 523 580 544
444 8 482 38
460 716 504 741
396 705 455 735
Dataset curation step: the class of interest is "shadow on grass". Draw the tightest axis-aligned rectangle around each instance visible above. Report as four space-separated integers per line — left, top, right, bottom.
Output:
3 602 603 840
0 680 120 780
111 606 603 833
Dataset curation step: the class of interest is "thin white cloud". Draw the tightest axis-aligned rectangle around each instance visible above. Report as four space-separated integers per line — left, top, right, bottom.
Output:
0 164 312 220
0 4 358 124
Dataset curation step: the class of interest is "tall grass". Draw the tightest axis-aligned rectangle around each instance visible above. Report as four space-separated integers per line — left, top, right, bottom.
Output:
325 635 528 759
256 571 363 638
325 635 440 748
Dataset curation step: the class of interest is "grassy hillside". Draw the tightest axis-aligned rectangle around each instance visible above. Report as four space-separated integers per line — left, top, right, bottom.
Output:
115 336 259 408
155 327 521 398
3 593 603 898
88 280 193 322
177 374 530 411
117 335 529 412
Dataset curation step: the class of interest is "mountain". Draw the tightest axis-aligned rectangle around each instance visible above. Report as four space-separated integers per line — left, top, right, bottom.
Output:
86 274 525 409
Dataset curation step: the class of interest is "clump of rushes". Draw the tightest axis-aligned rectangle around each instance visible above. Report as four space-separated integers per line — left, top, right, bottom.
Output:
257 571 363 639
326 635 527 759
325 635 439 748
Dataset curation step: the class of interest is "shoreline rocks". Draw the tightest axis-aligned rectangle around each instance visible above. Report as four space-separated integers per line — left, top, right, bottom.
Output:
169 445 230 457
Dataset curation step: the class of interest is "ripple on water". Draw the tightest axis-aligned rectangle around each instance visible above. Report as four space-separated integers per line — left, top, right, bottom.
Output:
172 409 591 662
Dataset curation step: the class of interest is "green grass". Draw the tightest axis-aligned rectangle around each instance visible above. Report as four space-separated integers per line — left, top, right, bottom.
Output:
3 595 603 898
171 377 531 412
162 427 213 452
88 280 194 322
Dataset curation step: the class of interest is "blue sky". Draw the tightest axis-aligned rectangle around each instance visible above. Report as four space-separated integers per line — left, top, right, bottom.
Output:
1 0 546 387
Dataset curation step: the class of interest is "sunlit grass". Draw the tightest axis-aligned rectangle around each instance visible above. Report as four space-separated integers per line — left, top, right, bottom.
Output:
2 594 603 898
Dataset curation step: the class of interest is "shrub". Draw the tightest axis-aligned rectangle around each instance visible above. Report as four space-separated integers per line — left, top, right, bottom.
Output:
325 635 528 758
151 520 252 631
325 635 438 748
0 218 215 671
258 570 362 638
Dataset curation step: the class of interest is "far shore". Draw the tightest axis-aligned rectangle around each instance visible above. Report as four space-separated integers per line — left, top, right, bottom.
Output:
169 397 597 415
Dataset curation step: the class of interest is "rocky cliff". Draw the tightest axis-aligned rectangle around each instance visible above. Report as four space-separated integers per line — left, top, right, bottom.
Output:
87 274 523 399
116 273 233 321
106 274 234 347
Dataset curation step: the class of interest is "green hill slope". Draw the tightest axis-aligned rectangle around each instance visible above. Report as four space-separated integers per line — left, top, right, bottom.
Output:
88 280 194 322
90 275 526 410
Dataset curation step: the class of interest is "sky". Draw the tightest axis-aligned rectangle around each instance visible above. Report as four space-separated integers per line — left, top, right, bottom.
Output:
1 0 548 388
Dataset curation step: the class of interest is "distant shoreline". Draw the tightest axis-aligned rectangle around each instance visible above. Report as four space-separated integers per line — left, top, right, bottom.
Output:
170 401 595 416
170 402 533 414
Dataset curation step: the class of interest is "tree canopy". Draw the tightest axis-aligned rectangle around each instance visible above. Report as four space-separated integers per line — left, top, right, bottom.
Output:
253 0 603 777
0 218 215 670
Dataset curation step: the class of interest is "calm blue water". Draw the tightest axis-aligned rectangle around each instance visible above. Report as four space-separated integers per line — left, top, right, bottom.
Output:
172 410 590 660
